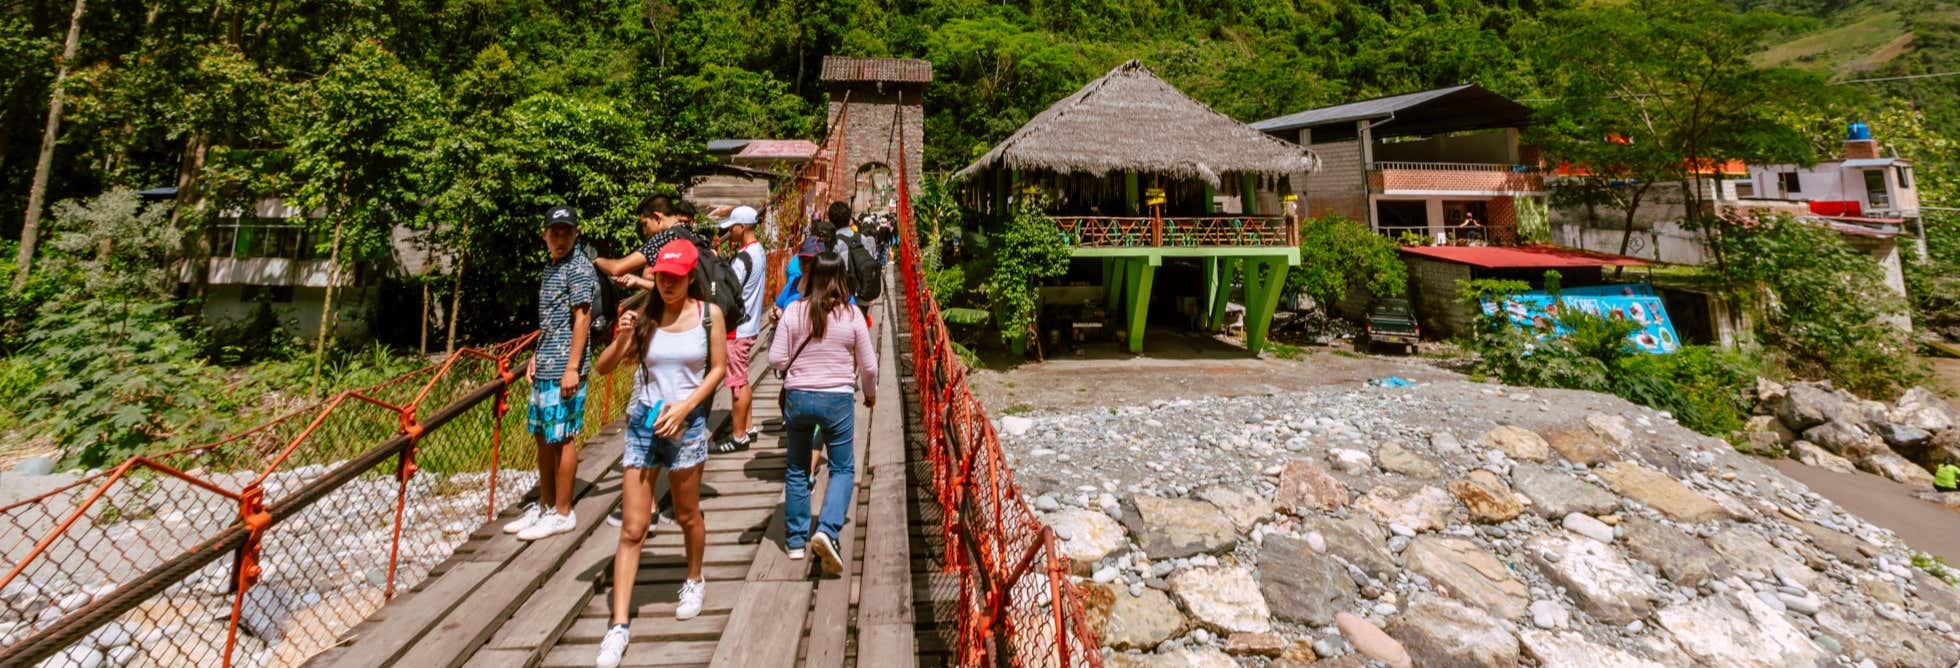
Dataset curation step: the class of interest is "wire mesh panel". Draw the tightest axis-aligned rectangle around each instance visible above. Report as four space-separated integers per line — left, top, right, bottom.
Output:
0 335 631 668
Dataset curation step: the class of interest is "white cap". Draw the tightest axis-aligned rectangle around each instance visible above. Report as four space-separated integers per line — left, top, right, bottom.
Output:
718 205 758 229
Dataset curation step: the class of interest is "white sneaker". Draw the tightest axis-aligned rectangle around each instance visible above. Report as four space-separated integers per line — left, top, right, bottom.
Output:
517 510 576 541
594 625 629 668
811 532 843 576
676 579 705 620
788 547 806 560
503 503 541 534
605 509 622 527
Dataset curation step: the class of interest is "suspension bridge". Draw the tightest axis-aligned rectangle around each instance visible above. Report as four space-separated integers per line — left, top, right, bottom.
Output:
0 67 1103 668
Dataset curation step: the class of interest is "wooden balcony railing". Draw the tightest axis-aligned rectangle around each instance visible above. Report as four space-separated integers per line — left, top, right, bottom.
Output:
1053 215 1294 248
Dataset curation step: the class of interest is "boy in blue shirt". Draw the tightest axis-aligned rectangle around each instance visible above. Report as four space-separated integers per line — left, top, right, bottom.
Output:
509 205 597 541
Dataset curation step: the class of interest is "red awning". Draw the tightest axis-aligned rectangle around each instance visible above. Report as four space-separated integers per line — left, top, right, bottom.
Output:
1399 244 1651 269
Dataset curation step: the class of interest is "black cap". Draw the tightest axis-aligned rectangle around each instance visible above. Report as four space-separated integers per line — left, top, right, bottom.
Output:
543 206 578 229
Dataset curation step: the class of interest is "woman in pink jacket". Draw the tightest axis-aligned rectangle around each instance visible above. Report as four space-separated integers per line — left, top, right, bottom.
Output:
769 250 876 576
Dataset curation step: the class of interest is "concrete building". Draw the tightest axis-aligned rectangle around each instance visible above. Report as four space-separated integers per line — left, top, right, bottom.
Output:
1252 85 1546 243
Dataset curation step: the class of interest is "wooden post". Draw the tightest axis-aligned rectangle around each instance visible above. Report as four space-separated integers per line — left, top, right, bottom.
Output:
1124 260 1155 354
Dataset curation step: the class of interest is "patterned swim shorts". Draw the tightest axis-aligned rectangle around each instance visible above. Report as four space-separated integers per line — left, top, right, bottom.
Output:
526 380 587 445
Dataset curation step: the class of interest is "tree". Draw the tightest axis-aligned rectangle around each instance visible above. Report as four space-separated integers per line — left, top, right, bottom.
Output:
12 0 86 290
1285 214 1405 312
285 41 439 392
1526 0 1820 274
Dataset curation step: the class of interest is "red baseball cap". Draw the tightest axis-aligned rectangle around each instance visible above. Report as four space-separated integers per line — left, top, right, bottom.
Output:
650 239 698 276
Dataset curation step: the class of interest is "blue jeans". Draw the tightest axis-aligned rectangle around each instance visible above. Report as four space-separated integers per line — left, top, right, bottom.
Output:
783 389 856 549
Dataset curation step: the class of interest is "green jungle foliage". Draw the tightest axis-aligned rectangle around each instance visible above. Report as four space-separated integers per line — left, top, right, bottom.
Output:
981 195 1071 350
1287 214 1406 312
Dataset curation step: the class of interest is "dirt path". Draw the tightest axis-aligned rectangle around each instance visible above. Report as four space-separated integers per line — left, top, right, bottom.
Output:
1931 356 1960 412
1768 459 1960 563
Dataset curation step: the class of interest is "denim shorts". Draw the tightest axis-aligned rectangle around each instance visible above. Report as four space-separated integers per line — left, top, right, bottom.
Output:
623 401 708 470
525 380 586 445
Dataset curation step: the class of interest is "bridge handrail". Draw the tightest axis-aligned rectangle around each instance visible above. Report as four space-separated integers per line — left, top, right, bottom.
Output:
0 333 632 667
892 130 1103 667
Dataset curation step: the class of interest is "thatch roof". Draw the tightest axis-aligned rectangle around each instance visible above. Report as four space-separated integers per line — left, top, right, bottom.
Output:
954 61 1317 186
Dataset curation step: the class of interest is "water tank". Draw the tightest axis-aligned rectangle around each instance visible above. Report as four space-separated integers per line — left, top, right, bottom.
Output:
1847 122 1872 141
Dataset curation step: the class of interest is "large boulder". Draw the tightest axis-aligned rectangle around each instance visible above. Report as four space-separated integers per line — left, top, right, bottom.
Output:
1526 535 1660 624
1801 419 1885 459
1789 440 1856 474
1890 387 1956 433
1273 460 1348 514
1815 602 1960 667
1541 427 1616 465
1857 451 1938 490
1481 425 1551 461
1300 515 1397 579
1619 516 1731 587
1168 567 1271 634
1593 461 1734 523
1707 527 1817 588
1776 381 1855 432
1656 592 1826 668
1518 630 1666 668
1195 485 1272 533
1510 463 1619 519
1121 495 1237 559
1047 509 1127 573
1404 536 1529 619
1388 593 1520 667
1086 583 1186 650
1258 534 1356 626
1377 442 1442 479
1448 470 1524 523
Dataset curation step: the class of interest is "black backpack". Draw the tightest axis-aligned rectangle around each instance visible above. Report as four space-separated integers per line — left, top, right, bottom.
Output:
683 229 750 331
841 230 883 301
577 242 623 343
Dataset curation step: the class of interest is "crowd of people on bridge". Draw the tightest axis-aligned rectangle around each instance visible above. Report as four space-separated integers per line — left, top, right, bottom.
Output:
501 193 889 668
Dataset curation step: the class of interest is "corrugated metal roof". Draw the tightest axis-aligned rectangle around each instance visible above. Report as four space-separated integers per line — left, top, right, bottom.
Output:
736 139 819 160
1400 244 1650 269
1252 85 1477 132
1840 157 1900 168
820 57 933 84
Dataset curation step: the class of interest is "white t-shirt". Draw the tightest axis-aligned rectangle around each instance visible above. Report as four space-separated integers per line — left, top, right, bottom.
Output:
733 241 766 338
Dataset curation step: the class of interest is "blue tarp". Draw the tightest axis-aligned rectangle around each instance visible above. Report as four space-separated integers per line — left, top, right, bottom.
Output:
1479 284 1681 354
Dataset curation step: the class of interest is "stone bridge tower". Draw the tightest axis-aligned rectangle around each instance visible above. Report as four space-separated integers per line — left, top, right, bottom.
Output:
819 56 930 210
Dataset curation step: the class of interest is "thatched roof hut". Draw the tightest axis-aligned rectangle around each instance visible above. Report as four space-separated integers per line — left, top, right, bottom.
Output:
954 60 1318 187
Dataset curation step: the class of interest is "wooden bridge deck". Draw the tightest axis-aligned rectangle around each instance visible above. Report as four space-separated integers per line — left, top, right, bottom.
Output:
307 296 920 668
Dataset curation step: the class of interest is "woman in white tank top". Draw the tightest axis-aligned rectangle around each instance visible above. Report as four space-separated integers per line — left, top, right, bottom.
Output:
592 239 726 667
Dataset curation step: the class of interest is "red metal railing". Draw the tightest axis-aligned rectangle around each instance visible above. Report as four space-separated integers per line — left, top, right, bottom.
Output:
0 335 630 667
893 132 1103 666
1054 215 1293 248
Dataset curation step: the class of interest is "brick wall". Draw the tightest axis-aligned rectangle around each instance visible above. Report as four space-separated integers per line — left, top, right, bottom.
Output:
825 86 927 205
1487 196 1518 245
1370 168 1544 194
1307 140 1366 221
1844 140 1880 160
1404 256 1473 340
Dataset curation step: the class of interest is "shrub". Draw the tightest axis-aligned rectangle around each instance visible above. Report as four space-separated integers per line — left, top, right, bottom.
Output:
981 195 1070 350
1287 214 1406 311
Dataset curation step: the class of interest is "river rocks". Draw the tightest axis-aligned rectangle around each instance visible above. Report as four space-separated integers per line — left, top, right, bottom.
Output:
1448 470 1524 523
1791 521 1864 564
1194 485 1271 532
1707 527 1816 587
1107 648 1235 668
1376 442 1440 478
1389 593 1519 667
1091 583 1186 650
1585 413 1634 449
1122 495 1237 559
1404 536 1529 619
1482 425 1550 461
1047 509 1127 572
1223 631 1288 657
1802 419 1884 459
1335 612 1412 668
1258 534 1355 626
1512 463 1619 518
1169 567 1271 634
1618 516 1728 587
1790 440 1855 473
1299 515 1396 579
1273 460 1347 514
1594 461 1733 523
12 456 55 476
1817 603 1960 667
1541 427 1615 465
1518 630 1666 668
1559 513 1614 544
1777 381 1852 431
1857 451 1938 489
1353 485 1455 532
1889 387 1955 433
1000 416 1036 436
1656 592 1826 668
1529 599 1571 629
1527 535 1659 624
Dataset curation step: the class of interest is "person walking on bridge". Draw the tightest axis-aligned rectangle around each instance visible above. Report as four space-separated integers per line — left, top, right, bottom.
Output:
770 250 876 576
507 206 596 542
591 239 728 668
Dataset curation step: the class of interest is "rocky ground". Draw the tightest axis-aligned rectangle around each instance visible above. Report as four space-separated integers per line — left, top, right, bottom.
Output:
995 379 1960 667
0 464 534 668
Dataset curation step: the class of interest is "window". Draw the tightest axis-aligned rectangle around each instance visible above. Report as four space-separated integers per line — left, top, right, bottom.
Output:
1864 170 1890 209
1779 172 1801 194
1897 165 1914 189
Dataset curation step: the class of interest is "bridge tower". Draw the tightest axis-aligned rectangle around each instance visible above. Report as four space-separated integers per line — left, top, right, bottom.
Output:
819 56 931 210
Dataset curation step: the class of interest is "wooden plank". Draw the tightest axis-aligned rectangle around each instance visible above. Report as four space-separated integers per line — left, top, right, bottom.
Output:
858 297 916 633
705 581 813 668
631 563 752 584
857 623 917 665
560 614 728 643
539 640 718 668
802 390 873 668
464 647 535 668
309 561 500 666
579 580 745 618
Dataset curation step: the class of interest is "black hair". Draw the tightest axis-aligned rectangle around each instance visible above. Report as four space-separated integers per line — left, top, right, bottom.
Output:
800 251 851 343
826 201 853 230
637 194 675 219
673 200 698 219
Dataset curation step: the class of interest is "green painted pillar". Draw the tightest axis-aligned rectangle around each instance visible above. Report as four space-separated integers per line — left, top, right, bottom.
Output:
1244 258 1290 353
1124 260 1156 354
1209 257 1237 330
1202 257 1219 327
1202 183 1216 214
1124 172 1141 215
1240 175 1260 215
993 168 1009 219
1106 258 1127 316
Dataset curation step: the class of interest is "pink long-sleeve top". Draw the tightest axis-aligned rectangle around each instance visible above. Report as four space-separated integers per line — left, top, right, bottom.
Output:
769 301 877 397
